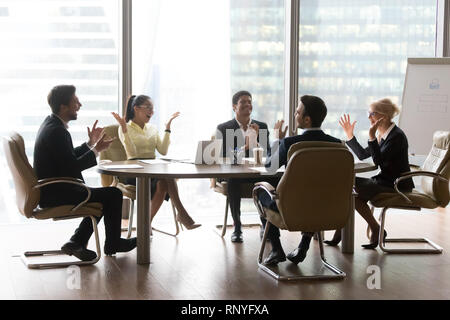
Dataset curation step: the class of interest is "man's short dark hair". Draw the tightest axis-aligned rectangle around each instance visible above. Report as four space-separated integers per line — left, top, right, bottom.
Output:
47 85 76 114
232 90 252 105
300 95 327 127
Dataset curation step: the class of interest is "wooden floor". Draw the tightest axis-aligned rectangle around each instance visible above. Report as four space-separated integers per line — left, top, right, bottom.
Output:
0 206 450 300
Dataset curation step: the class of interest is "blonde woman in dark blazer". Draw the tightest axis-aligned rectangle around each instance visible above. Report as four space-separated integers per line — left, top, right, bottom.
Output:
325 98 414 249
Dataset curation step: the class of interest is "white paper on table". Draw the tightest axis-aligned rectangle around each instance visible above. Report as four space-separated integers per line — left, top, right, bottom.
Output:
101 164 144 169
138 159 170 165
249 166 285 174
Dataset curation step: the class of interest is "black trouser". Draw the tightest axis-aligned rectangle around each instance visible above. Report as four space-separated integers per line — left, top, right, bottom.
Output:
40 186 123 252
227 177 280 232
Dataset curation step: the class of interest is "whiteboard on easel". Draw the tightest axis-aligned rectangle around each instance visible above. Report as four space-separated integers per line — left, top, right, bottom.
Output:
399 58 450 155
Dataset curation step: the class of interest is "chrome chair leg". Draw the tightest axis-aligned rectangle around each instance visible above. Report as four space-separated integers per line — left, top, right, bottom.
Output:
126 200 135 239
256 223 346 281
21 216 101 269
151 200 180 237
379 207 443 254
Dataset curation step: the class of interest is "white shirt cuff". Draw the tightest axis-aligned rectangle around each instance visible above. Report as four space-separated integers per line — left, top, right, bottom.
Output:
86 141 99 157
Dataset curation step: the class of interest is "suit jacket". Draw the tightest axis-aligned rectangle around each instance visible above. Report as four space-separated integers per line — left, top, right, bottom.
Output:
33 114 97 206
215 118 270 158
265 129 342 170
346 125 414 190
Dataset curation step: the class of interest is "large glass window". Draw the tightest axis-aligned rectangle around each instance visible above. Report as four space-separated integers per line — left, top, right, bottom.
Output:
298 0 437 142
132 0 285 219
0 0 120 223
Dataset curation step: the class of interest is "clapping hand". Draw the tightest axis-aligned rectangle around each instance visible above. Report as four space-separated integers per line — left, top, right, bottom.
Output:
274 120 288 140
87 120 105 146
165 112 180 131
111 112 127 133
249 123 260 136
339 114 356 140
94 133 115 153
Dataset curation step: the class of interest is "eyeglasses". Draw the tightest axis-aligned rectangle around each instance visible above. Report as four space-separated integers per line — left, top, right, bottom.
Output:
367 111 380 117
139 104 154 112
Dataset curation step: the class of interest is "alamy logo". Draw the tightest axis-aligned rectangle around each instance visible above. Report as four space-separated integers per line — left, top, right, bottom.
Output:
66 265 81 290
366 265 381 289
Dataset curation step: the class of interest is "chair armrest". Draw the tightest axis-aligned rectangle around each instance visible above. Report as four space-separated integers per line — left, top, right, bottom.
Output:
254 181 278 200
34 178 91 212
394 171 449 203
37 177 84 184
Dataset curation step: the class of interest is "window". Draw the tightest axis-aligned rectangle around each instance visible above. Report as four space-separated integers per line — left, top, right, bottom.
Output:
298 0 437 142
0 0 120 223
132 0 285 219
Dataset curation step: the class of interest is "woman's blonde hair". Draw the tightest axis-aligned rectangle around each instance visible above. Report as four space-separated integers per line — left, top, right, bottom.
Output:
371 98 400 120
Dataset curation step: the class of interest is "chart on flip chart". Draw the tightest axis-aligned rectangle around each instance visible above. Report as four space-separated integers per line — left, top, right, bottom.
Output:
399 58 450 155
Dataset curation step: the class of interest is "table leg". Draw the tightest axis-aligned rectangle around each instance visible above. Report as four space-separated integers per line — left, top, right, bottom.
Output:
341 193 355 254
137 177 150 264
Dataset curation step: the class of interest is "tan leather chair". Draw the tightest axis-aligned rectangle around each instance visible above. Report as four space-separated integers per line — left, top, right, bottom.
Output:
2 132 102 269
253 141 354 280
100 125 180 237
369 131 450 253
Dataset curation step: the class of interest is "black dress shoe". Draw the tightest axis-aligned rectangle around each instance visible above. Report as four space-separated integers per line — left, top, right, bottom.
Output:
324 239 340 247
362 231 387 250
231 231 243 243
61 241 97 261
104 237 137 255
286 246 309 265
263 249 286 265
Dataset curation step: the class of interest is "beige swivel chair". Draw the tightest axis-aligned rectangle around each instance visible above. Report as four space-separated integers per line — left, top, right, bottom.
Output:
253 141 354 281
100 125 180 237
2 132 102 269
369 131 450 253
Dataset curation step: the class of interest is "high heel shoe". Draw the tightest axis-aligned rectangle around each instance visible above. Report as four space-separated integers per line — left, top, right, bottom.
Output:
362 230 387 249
176 213 201 230
324 231 342 246
324 239 341 247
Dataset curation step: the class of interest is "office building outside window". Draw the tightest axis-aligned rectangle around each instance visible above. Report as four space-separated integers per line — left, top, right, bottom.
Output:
0 0 120 223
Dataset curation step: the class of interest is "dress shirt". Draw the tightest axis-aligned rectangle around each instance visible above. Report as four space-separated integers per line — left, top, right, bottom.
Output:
118 121 170 159
235 117 258 151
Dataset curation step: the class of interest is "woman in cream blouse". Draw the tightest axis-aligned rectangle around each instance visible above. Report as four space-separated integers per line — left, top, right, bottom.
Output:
112 95 200 230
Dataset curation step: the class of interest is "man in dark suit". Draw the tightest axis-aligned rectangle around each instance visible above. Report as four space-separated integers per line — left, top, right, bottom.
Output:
216 91 276 242
34 85 137 261
258 95 342 265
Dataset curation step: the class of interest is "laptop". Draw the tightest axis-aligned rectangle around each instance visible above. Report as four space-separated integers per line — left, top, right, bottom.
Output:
160 139 223 165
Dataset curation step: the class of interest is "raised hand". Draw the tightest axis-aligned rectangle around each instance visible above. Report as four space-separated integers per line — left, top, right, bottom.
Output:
368 117 385 141
249 123 260 137
273 120 288 140
339 114 356 140
94 133 116 153
87 120 104 146
165 112 180 131
111 112 127 133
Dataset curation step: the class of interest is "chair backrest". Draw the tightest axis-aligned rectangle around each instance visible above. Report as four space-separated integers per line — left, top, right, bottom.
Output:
421 131 450 207
2 132 39 218
99 124 128 186
276 141 354 232
287 140 346 161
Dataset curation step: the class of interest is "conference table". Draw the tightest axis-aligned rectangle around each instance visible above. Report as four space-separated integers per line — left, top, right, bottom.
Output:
97 160 377 264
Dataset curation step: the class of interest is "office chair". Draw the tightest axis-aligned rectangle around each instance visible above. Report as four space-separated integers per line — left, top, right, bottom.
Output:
369 131 449 253
100 125 181 237
253 141 354 281
2 132 102 269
